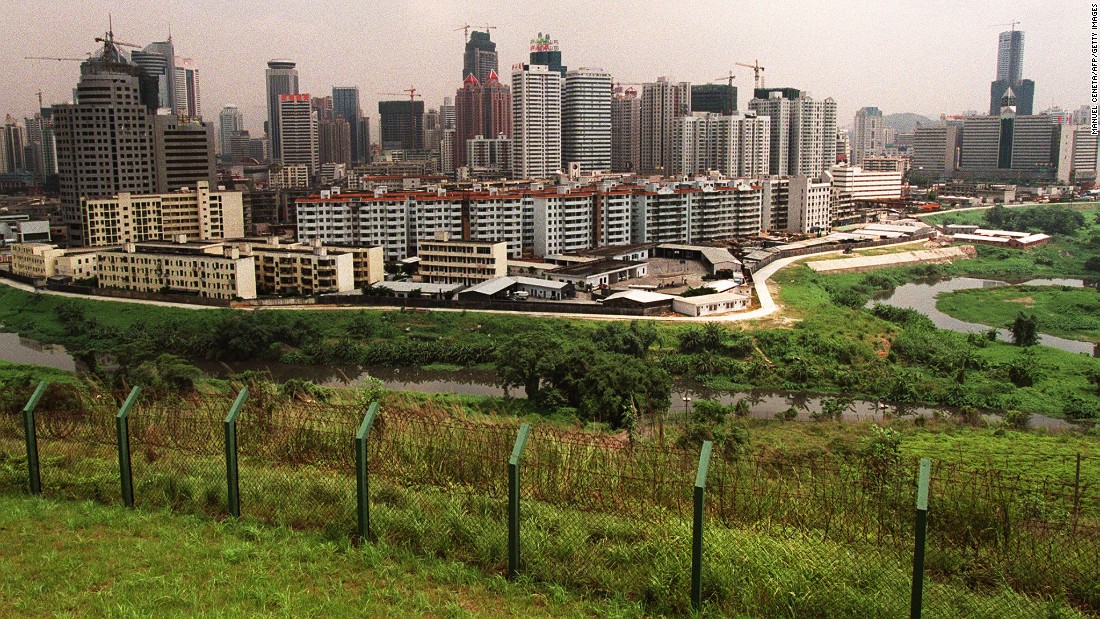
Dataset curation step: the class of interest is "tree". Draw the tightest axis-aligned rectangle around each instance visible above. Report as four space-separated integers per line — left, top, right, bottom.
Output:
592 321 658 358
1010 313 1039 347
494 332 560 399
128 354 202 392
1084 256 1100 272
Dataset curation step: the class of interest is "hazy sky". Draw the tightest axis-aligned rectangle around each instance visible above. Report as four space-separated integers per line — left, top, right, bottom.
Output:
1 0 1091 135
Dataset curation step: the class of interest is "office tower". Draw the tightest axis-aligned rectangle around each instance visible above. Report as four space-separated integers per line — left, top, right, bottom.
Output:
454 70 512 169
378 100 425 150
511 64 562 179
54 39 159 244
357 117 370 162
911 125 960 180
266 60 299 159
154 115 216 192
529 33 567 76
989 28 1034 115
749 90 837 177
131 38 175 111
219 105 244 159
672 112 770 177
423 108 442 153
0 118 26 173
835 128 850 164
332 86 364 161
440 97 456 130
691 84 737 115
319 116 352 165
278 94 318 174
173 57 201 117
851 106 885 165
611 87 641 173
463 30 499 85
562 68 612 172
640 77 691 175
228 130 252 162
959 112 1057 180
312 96 333 122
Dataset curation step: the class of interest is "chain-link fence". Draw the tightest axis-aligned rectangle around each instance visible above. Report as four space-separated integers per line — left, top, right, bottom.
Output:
4 382 1097 617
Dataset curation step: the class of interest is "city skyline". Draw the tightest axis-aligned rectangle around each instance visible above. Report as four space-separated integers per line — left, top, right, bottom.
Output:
1 0 1091 139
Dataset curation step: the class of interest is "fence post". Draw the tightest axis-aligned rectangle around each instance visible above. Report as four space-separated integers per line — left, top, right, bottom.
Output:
355 401 380 543
507 423 532 580
21 381 48 495
115 387 141 508
223 388 248 518
692 440 714 611
910 458 931 619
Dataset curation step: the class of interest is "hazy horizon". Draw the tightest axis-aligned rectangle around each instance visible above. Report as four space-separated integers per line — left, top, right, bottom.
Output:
1 0 1091 136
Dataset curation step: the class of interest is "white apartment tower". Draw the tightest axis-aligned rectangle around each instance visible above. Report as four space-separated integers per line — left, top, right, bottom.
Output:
672 112 770 177
173 57 201 118
851 106 885 165
511 64 562 179
278 94 318 174
750 91 837 177
562 68 612 173
788 174 832 234
641 77 691 175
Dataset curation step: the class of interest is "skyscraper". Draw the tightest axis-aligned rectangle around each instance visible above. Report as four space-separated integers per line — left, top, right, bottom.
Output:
440 97 456 130
319 116 352 165
463 30 499 85
173 57 201 118
219 105 243 160
611 87 641 173
54 39 159 244
24 109 57 182
454 70 511 169
672 112 770 177
332 86 363 161
278 94 318 174
0 118 26 174
378 100 425 150
989 28 1034 115
851 106 885 165
131 39 175 112
529 33 567 76
511 63 562 179
640 77 691 175
562 68 612 172
749 90 837 177
266 60 299 159
154 115 216 192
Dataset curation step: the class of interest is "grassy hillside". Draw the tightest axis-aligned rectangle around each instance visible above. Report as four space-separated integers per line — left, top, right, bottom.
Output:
0 494 643 618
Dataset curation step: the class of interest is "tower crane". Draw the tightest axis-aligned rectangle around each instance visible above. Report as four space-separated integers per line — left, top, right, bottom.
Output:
378 87 424 149
735 60 765 89
481 24 497 34
454 24 471 41
713 73 737 114
95 36 142 49
991 20 1020 31
25 56 86 62
715 72 736 89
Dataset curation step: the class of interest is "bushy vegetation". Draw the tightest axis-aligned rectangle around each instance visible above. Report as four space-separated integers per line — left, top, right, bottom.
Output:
985 204 1086 235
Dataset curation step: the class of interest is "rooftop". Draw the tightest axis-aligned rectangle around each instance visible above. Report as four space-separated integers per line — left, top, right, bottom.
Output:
550 258 646 277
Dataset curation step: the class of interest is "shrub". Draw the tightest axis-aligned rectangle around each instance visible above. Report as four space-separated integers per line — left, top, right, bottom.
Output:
1004 410 1032 430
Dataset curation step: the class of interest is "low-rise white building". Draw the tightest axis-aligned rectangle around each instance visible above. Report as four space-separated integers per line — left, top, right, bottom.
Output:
673 291 750 317
825 165 903 201
97 239 258 300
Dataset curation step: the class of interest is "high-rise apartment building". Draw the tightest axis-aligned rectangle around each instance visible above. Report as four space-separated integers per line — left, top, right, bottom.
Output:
219 105 243 160
378 100 425 150
319 116 352 165
454 70 511 169
671 112 770 177
911 125 960 181
278 94 318 174
989 29 1034 115
332 86 364 161
463 30 499 85
562 68 612 173
749 90 837 177
641 77 691 175
440 97 456 130
788 174 832 234
691 84 737 115
173 57 201 118
0 118 26 174
851 106 885 165
24 110 57 182
511 64 562 179
154 115 216 192
611 87 641 173
266 60 299 160
54 41 159 244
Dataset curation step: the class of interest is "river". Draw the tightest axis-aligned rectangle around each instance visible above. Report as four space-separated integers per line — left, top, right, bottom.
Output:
869 277 1098 357
0 330 1071 431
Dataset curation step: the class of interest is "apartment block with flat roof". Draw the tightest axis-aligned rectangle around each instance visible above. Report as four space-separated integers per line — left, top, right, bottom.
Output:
97 240 257 300
418 230 508 285
80 181 244 247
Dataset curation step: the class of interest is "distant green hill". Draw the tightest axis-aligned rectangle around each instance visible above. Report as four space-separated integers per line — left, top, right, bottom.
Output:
883 112 936 134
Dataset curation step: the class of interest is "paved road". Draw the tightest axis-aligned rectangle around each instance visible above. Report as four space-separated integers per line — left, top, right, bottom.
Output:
0 237 932 324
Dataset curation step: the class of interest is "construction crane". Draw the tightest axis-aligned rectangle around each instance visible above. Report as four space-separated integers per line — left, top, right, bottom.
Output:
454 24 471 41
715 72 736 88
25 56 86 62
378 88 425 150
991 20 1020 31
735 60 765 89
95 36 142 49
481 24 497 34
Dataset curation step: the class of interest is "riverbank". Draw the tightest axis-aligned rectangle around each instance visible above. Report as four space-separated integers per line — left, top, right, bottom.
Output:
937 285 1100 344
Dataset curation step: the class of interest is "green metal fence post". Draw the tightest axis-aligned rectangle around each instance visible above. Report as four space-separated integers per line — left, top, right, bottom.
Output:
115 387 141 508
691 440 714 611
507 423 532 580
910 458 932 619
21 381 48 495
224 388 248 518
355 401 380 543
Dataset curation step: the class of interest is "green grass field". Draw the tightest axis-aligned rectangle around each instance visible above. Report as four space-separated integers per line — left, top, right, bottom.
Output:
0 494 645 618
937 285 1100 343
